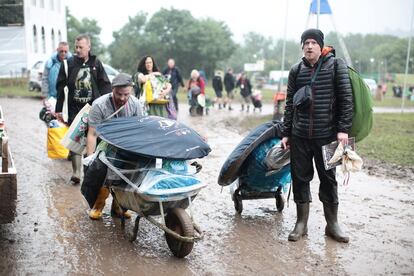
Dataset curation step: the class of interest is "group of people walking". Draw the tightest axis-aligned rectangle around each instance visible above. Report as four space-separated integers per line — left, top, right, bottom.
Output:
43 28 352 243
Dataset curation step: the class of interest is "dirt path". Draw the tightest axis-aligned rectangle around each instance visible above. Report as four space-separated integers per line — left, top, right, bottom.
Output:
0 97 413 275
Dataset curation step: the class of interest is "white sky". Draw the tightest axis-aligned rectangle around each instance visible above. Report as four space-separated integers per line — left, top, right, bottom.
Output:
66 0 412 46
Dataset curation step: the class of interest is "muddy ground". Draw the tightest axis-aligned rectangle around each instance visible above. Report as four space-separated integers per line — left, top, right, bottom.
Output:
0 97 413 275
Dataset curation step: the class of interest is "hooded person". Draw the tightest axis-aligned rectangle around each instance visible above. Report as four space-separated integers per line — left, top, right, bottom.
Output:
280 29 353 243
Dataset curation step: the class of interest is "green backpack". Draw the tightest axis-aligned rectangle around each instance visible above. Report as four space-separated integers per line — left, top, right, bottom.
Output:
347 66 374 142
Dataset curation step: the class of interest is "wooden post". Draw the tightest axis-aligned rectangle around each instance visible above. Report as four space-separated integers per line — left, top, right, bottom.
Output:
2 136 8 173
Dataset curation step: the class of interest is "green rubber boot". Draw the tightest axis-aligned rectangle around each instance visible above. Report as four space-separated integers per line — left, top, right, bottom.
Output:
323 203 349 243
288 203 309 241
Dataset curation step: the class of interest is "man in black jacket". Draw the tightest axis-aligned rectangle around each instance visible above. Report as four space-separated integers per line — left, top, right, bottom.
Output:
163 58 184 111
223 68 235 110
56 34 111 185
281 29 353 243
212 71 224 109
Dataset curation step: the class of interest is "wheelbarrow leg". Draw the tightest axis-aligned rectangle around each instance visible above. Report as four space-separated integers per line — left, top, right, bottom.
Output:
275 187 285 212
129 215 140 242
123 215 140 242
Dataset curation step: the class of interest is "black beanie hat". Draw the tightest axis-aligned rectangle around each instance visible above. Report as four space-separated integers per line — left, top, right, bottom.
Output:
301 28 324 49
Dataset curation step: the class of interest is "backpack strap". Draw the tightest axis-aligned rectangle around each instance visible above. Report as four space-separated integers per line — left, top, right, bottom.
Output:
294 61 302 82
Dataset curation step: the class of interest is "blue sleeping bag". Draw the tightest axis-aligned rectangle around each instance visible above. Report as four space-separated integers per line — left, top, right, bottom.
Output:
240 138 291 193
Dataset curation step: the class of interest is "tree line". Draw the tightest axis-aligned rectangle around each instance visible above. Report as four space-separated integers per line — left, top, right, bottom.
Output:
67 7 414 78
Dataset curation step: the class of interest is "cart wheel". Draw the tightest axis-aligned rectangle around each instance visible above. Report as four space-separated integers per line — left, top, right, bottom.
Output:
275 190 285 212
232 193 243 214
165 208 194 258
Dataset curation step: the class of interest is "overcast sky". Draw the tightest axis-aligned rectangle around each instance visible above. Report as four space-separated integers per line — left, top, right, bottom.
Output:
66 0 412 46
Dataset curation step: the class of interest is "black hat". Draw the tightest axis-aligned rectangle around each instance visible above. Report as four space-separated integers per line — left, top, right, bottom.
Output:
301 28 324 49
112 73 133 88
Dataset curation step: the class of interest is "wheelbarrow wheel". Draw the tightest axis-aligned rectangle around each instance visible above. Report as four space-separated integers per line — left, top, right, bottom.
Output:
275 188 284 212
232 193 243 214
165 208 194 258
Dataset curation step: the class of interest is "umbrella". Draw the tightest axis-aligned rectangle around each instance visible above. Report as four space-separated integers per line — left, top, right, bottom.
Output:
96 116 211 160
218 121 283 186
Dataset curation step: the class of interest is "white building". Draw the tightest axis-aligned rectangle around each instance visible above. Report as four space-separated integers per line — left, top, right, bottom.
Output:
0 0 67 77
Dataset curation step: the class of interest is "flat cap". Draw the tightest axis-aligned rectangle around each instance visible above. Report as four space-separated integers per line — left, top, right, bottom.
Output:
112 73 133 88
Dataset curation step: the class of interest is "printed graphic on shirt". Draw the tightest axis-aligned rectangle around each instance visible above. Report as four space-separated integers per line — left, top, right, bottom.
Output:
74 67 93 103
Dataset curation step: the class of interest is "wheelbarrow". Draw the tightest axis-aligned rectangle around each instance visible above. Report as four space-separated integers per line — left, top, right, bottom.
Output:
100 153 205 258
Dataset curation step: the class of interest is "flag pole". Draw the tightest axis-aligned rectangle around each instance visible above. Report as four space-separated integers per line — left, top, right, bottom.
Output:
316 0 320 28
401 0 414 113
279 0 289 92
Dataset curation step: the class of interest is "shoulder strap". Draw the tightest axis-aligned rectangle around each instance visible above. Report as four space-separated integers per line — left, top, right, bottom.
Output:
294 62 302 83
63 59 68 78
310 57 325 86
104 95 126 122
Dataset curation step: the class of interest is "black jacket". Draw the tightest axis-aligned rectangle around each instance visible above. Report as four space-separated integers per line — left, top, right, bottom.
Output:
224 72 235 92
56 54 111 124
162 66 184 90
282 49 353 139
212 75 223 91
236 78 252 97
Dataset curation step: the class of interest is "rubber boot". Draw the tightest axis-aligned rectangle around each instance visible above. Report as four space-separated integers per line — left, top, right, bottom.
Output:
288 203 309 241
241 104 244 111
246 105 250 113
111 198 131 219
70 152 82 185
323 203 349 243
89 187 110 220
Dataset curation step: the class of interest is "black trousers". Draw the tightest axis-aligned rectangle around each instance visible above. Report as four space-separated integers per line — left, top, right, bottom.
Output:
290 135 338 204
171 86 179 111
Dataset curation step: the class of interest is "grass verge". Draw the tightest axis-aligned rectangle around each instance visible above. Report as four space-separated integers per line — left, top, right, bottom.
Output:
0 78 41 98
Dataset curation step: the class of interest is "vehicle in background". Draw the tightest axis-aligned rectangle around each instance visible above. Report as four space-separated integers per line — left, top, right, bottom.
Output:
103 63 119 83
28 60 44 91
363 78 377 96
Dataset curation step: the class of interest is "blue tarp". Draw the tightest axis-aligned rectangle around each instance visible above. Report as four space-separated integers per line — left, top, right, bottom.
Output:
240 138 291 193
218 121 283 186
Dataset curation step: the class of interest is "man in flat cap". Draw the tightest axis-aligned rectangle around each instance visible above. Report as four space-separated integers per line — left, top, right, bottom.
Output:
84 72 143 220
281 29 353 243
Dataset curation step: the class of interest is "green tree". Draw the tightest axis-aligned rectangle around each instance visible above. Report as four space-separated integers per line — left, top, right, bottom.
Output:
108 12 148 73
108 8 236 77
66 7 106 58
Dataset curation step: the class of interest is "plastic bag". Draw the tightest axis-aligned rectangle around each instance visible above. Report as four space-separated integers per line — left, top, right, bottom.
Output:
143 75 169 104
60 103 90 154
328 143 363 173
265 142 290 175
240 138 291 193
47 121 69 159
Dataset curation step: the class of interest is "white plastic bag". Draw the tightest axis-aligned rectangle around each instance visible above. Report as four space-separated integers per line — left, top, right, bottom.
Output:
60 103 91 154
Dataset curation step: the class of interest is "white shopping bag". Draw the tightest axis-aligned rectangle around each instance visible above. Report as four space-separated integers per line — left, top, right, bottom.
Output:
60 103 91 154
